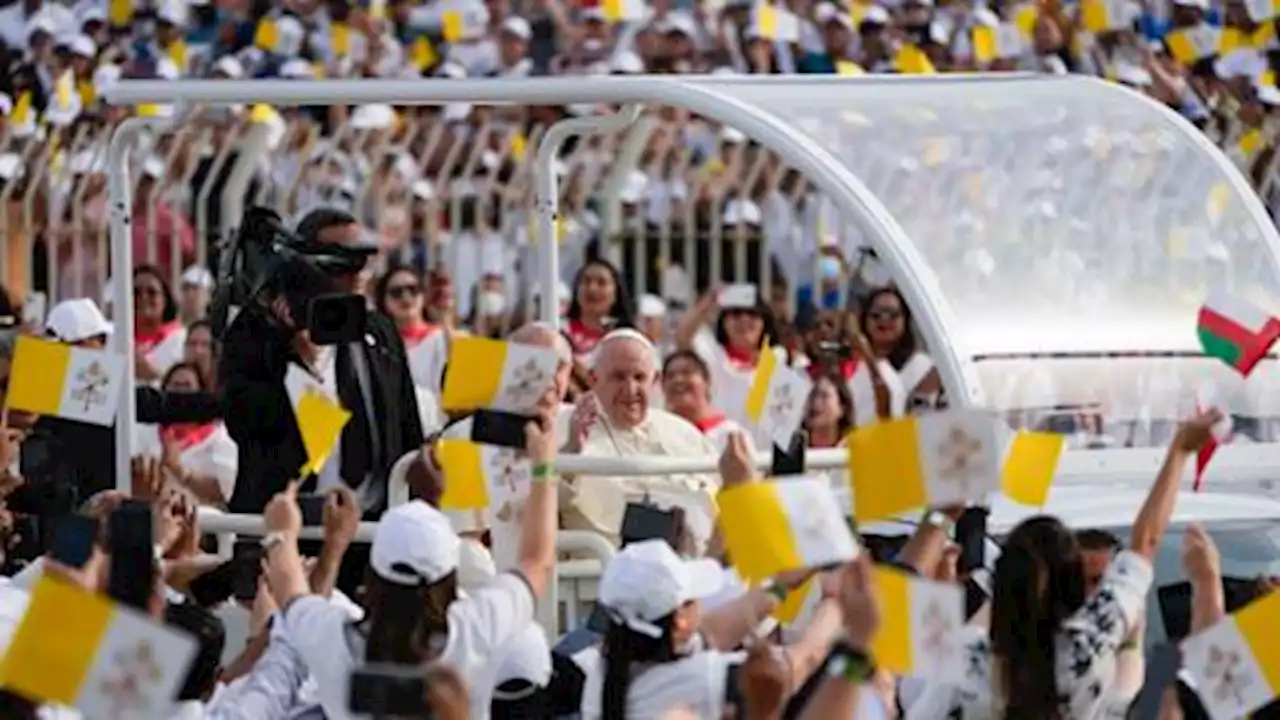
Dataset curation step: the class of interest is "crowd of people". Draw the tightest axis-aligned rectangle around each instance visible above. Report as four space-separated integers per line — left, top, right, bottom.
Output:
0 204 1266 718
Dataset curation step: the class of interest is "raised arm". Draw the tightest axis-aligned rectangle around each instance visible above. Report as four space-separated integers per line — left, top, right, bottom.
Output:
1130 410 1219 560
515 405 560 598
674 290 719 351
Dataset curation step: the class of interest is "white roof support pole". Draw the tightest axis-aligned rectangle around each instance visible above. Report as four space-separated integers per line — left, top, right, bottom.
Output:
533 104 643 326
107 117 168 494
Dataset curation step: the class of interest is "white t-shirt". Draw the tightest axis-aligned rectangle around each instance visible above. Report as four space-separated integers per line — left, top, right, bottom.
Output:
579 648 746 720
134 423 238 504
282 571 537 720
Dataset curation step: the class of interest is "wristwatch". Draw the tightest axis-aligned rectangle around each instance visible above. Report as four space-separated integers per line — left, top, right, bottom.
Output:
827 643 876 683
921 509 956 536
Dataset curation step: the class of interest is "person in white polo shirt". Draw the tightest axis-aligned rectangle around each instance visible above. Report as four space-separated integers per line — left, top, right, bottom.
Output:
264 403 560 720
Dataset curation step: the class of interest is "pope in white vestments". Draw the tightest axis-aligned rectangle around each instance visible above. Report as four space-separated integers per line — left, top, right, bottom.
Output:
559 330 719 548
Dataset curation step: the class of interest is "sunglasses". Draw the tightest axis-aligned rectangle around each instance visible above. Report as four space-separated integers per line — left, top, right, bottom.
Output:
387 284 421 300
868 309 901 322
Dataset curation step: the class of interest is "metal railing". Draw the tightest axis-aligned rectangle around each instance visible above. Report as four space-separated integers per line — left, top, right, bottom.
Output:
195 506 615 639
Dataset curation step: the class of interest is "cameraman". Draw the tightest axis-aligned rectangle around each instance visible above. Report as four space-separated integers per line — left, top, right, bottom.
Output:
219 208 423 544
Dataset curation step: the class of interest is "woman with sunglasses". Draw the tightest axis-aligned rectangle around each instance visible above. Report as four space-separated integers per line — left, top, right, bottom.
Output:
674 285 783 429
856 286 939 415
375 265 438 349
133 265 187 385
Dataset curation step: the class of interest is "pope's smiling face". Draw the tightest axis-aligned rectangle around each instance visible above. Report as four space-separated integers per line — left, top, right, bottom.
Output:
593 338 656 430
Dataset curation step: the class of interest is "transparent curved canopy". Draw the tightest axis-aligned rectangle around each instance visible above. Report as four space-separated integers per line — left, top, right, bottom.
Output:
709 76 1280 445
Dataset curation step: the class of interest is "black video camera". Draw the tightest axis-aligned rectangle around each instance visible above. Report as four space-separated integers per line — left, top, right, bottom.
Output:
210 207 374 344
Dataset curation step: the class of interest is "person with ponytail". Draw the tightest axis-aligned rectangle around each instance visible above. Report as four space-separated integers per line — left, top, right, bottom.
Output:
906 408 1221 719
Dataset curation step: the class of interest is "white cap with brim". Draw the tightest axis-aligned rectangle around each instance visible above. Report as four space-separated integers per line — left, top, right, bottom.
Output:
638 293 666 318
370 500 460 585
599 539 725 638
46 298 113 343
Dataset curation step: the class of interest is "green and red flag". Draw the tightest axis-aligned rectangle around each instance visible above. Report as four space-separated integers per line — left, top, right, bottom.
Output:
1196 291 1280 376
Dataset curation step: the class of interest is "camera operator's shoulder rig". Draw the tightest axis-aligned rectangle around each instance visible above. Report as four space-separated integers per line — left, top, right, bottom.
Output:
208 206 373 340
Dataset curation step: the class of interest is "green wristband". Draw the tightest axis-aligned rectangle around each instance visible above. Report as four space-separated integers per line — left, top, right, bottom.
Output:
531 463 556 482
764 581 790 601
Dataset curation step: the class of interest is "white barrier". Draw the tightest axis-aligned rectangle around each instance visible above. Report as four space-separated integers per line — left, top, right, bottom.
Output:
195 506 615 638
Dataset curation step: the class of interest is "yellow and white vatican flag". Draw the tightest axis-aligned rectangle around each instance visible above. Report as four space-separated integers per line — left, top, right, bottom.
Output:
1180 590 1280 720
434 438 530 512
717 477 858 583
440 336 560 414
847 410 1002 523
1080 0 1137 33
871 566 965 682
999 430 1066 507
742 348 812 449
1165 24 1222 66
0 575 197 718
7 336 124 426
284 365 351 476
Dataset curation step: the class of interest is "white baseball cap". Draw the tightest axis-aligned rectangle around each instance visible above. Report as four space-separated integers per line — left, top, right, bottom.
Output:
638 293 666 318
599 540 724 637
45 298 113 343
370 500 460 585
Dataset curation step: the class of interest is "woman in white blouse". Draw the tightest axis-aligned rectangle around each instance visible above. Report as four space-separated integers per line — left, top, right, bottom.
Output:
132 264 187 385
154 362 237 507
907 410 1221 719
674 286 784 417
855 287 940 414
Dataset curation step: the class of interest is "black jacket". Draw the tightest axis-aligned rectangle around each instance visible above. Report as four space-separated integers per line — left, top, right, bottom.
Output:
219 305 424 515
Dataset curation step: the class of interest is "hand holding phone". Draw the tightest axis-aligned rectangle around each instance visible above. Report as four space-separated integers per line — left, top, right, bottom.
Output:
297 494 326 527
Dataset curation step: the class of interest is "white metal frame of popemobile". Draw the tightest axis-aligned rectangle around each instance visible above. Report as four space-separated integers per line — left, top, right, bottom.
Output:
102 75 1280 636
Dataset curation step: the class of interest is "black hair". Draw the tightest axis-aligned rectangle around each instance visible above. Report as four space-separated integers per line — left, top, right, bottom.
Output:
362 570 459 665
0 690 37 719
714 295 778 351
295 206 359 245
859 286 917 370
1075 528 1122 553
161 361 208 392
661 348 711 381
566 257 635 330
165 601 226 701
373 264 423 318
601 614 678 719
133 264 179 323
804 371 855 439
990 516 1086 720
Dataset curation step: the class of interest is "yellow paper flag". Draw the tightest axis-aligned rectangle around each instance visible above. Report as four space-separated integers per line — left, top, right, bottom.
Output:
894 44 936 74
331 22 351 57
999 431 1064 507
254 18 280 52
411 35 439 71
774 579 815 623
295 390 351 475
108 0 132 27
973 26 998 64
168 40 189 74
1014 3 1039 39
11 90 32 128
54 71 73 111
136 104 163 118
758 4 779 39
509 132 528 159
835 60 864 76
442 10 464 43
